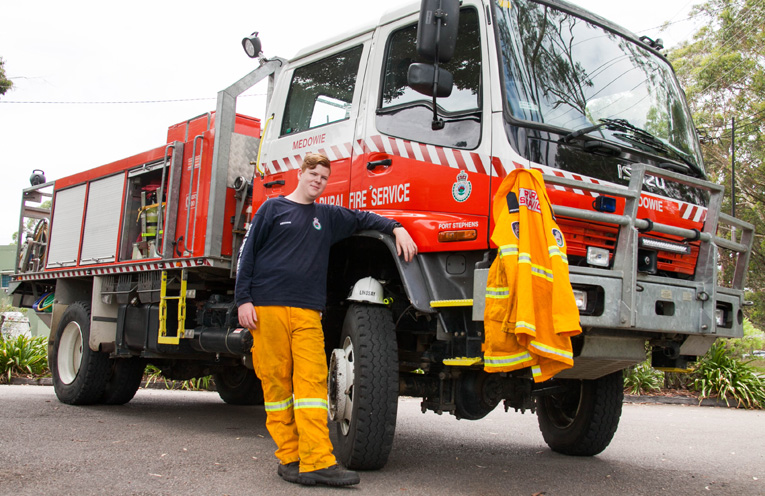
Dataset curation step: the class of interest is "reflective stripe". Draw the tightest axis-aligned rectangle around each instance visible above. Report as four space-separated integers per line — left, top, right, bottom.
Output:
549 246 569 264
294 398 329 410
484 351 533 368
486 286 509 299
264 396 294 412
530 264 554 282
532 365 542 379
515 321 536 333
530 340 573 359
518 253 531 264
499 244 518 257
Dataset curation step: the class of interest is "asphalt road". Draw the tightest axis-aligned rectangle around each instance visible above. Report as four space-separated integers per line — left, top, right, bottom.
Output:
1 385 763 496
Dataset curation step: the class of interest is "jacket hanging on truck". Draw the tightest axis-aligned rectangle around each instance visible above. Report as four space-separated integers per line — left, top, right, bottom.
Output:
483 168 581 382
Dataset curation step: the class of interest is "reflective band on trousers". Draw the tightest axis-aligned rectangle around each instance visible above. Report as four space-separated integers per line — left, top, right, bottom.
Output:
485 351 533 368
486 286 509 299
294 398 329 410
265 396 294 412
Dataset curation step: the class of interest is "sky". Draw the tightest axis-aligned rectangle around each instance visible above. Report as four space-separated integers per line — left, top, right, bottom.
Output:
0 0 702 245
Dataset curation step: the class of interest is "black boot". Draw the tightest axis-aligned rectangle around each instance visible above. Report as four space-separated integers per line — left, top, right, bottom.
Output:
298 464 360 486
277 461 299 483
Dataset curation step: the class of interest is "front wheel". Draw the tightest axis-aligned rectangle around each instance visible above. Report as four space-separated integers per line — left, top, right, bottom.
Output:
329 304 398 470
49 301 109 405
536 371 624 456
213 366 264 405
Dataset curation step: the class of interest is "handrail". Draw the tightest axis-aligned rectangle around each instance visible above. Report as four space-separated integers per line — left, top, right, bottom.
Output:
155 143 175 257
183 135 205 256
543 163 754 331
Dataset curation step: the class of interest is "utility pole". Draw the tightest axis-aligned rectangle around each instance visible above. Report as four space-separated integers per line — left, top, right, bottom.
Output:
731 116 736 217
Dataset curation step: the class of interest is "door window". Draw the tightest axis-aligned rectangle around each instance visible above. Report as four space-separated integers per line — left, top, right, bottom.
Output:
280 46 364 136
377 7 482 149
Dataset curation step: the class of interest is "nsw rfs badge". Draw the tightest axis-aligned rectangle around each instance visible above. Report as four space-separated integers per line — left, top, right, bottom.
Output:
452 171 472 203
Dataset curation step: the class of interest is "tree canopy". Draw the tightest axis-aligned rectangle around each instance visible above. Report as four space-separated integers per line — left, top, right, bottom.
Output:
668 0 765 327
0 57 12 96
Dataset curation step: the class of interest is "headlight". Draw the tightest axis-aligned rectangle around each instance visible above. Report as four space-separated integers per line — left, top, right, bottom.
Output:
586 246 610 267
573 289 587 310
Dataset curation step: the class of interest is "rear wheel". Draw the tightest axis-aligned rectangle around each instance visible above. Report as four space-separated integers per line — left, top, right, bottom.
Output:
49 302 109 405
536 371 624 456
329 304 398 470
214 366 264 405
102 357 146 405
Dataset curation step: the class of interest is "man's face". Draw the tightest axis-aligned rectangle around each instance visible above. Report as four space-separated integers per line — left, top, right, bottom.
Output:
297 164 330 201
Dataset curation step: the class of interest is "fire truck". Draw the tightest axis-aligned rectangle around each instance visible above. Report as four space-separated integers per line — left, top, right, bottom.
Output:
11 0 753 470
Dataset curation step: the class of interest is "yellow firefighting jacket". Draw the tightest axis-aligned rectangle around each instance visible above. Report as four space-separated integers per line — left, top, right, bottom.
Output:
483 168 581 382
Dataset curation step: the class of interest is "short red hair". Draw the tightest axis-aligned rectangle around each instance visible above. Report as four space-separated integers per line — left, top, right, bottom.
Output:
301 153 331 173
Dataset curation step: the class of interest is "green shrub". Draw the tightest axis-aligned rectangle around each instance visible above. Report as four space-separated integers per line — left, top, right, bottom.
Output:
623 360 664 394
0 334 49 383
143 364 214 391
691 341 765 409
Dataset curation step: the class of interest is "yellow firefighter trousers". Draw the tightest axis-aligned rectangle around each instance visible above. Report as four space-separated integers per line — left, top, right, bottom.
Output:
249 306 336 472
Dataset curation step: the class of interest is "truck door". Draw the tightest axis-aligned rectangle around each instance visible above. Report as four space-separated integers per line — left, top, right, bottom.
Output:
352 4 492 252
256 34 372 207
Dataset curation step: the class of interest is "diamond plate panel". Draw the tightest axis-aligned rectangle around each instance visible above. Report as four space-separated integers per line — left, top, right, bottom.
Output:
228 133 260 187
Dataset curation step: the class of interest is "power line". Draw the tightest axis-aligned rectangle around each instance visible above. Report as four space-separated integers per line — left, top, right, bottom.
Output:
0 93 266 105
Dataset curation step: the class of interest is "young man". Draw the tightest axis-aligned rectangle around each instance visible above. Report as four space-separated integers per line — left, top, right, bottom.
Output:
235 153 417 486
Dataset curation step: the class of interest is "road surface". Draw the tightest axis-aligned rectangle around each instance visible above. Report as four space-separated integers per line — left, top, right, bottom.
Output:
1 385 763 495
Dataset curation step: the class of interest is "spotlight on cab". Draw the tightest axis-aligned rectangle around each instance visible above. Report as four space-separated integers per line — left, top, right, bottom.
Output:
242 32 262 59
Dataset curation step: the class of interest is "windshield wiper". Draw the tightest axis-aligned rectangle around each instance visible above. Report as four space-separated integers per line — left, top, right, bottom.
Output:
563 118 705 178
563 118 643 142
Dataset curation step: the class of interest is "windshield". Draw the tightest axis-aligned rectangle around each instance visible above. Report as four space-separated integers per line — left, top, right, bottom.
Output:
494 0 703 171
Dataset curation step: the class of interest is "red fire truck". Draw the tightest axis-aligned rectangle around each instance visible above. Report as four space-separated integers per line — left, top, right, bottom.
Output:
11 0 753 470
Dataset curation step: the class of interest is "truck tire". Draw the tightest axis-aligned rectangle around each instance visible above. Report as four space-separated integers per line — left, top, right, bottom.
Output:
536 371 623 456
331 304 398 470
102 357 146 405
49 301 110 405
213 366 264 405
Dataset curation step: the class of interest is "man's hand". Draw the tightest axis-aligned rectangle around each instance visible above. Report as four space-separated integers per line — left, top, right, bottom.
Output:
237 302 258 330
393 226 418 262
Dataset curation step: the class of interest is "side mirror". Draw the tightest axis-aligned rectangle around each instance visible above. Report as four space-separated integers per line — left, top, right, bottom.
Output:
416 0 460 63
410 0 460 130
407 63 453 98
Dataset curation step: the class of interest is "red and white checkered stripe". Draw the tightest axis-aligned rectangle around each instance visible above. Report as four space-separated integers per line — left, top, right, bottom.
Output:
679 202 707 223
363 136 493 176
264 136 495 176
266 142 355 174
13 259 212 282
263 137 708 220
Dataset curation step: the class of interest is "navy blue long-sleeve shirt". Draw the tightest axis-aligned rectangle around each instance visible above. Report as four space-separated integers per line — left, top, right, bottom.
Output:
235 197 397 310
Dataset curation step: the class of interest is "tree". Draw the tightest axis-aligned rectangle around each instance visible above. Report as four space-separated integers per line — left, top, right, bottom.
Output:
667 0 765 327
0 57 12 96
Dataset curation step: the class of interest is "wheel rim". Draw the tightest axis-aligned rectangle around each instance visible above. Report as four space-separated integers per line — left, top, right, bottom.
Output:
58 321 83 385
328 336 355 435
545 382 584 429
